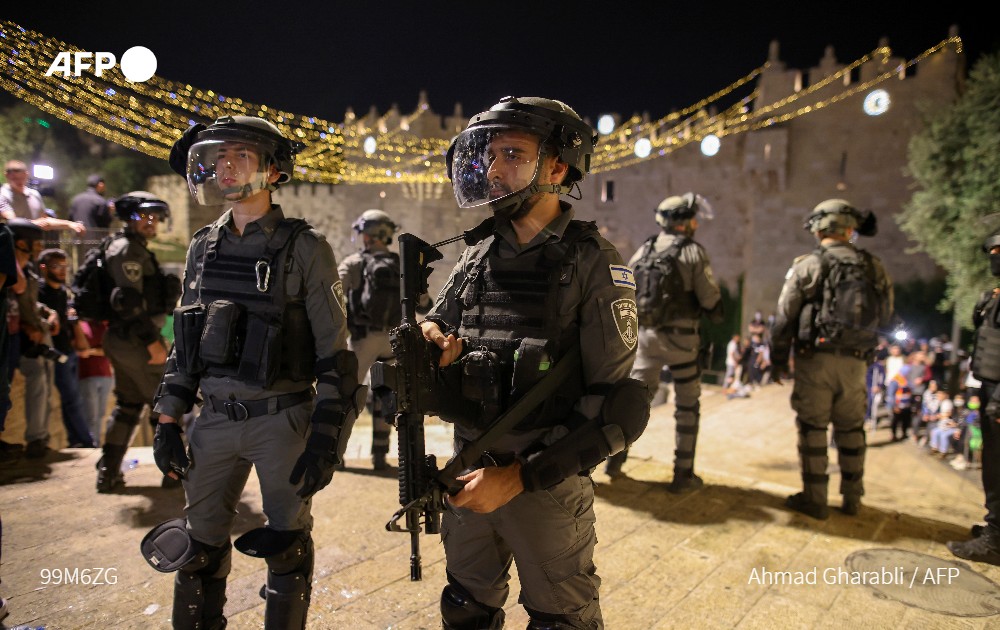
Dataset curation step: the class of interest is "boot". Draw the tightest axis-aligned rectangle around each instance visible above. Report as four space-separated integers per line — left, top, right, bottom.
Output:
372 451 388 471
96 444 127 493
947 526 1000 566
785 492 829 520
667 469 704 494
841 496 861 516
604 451 627 478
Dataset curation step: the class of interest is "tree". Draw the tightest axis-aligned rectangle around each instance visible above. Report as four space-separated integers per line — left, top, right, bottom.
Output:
899 51 1000 330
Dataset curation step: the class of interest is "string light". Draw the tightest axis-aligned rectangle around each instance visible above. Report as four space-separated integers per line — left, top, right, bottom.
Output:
0 20 962 184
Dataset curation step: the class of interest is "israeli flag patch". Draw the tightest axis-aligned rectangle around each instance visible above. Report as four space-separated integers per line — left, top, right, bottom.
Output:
610 264 635 289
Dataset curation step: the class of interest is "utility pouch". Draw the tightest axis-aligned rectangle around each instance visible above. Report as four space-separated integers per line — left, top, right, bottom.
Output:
173 304 206 374
511 338 551 395
281 303 315 382
199 300 245 366
461 348 501 404
797 303 816 347
238 314 282 387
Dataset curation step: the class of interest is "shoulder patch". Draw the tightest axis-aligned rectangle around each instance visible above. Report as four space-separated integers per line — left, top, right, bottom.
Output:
609 264 635 289
122 261 143 283
331 280 347 317
612 298 638 350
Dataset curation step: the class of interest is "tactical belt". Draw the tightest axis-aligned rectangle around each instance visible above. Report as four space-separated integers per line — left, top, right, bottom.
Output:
209 389 312 422
659 325 697 335
807 347 866 360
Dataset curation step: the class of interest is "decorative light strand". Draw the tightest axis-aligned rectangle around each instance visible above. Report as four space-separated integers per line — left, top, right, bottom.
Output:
0 20 963 185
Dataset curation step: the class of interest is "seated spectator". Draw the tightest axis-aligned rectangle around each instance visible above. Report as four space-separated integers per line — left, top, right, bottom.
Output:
913 379 941 444
929 392 962 457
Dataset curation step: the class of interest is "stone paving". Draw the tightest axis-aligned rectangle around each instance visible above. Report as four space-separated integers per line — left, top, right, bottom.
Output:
0 379 997 628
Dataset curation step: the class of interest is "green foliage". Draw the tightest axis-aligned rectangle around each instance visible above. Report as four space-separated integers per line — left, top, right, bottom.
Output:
900 51 1000 329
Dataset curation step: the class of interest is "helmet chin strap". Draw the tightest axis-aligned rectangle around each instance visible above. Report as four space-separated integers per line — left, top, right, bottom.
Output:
489 177 573 220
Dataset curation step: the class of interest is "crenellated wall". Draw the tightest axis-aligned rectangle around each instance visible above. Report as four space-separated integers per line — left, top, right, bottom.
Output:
152 30 964 324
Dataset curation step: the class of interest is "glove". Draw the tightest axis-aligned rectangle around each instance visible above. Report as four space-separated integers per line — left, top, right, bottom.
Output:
168 123 206 177
289 443 339 498
153 422 190 479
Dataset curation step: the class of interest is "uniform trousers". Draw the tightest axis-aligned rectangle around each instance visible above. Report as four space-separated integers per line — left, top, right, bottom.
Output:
791 352 867 505
441 473 602 627
630 326 701 473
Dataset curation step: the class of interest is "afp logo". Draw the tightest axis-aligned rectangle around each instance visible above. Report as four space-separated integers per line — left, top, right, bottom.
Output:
44 46 158 83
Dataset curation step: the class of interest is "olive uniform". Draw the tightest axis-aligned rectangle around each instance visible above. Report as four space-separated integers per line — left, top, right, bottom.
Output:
97 225 178 490
771 240 892 516
615 230 722 488
427 205 639 628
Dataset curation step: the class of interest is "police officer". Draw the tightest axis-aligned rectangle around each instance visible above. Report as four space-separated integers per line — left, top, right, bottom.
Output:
421 96 648 629
604 193 723 490
946 230 1000 565
145 116 364 629
769 199 892 519
338 209 430 469
96 192 181 492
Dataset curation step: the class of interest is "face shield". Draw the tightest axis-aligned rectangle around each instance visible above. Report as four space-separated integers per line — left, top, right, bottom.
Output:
186 140 276 206
450 126 544 209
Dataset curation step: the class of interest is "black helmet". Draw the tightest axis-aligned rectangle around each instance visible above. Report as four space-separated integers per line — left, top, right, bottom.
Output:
654 192 714 229
186 116 301 205
6 217 43 243
982 230 1000 253
803 198 877 237
114 191 170 222
351 209 397 244
447 96 597 218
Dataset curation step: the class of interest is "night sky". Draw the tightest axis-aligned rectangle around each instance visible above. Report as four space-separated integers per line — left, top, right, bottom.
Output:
3 3 997 126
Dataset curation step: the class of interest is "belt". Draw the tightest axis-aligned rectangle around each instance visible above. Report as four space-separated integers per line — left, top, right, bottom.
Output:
209 390 312 422
808 347 866 360
659 326 697 335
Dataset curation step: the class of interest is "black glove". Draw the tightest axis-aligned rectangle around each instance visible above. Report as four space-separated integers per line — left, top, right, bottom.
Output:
153 422 190 479
289 431 340 498
168 123 206 177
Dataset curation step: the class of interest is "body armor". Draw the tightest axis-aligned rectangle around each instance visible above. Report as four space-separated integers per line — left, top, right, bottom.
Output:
973 293 1000 382
194 219 316 386
441 221 598 431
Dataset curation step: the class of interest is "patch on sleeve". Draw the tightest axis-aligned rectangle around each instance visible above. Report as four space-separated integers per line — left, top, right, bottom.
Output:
609 264 635 289
331 280 347 317
122 261 142 284
612 298 638 350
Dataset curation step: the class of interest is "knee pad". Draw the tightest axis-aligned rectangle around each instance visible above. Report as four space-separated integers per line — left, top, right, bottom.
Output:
441 582 504 630
142 518 218 574
235 527 312 575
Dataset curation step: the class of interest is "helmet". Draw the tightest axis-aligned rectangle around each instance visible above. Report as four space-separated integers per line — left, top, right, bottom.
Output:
803 198 877 237
6 217 44 243
983 228 1000 253
352 209 397 244
185 116 301 206
447 96 597 218
114 191 170 222
654 192 714 229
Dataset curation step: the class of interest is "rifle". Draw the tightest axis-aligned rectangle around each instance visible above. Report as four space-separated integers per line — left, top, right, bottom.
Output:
370 232 456 582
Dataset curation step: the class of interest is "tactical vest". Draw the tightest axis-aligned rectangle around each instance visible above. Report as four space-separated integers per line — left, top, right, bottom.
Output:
108 233 177 323
973 292 1000 382
195 218 316 386
439 220 598 432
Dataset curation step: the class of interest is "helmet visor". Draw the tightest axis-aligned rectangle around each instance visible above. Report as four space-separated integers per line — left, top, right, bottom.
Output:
450 126 542 208
187 140 275 206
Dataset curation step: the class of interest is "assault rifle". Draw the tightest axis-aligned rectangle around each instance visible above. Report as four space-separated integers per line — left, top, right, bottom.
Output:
370 232 456 582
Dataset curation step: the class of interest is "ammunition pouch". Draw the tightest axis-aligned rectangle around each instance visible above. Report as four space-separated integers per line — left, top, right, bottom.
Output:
200 300 245 366
238 312 281 386
173 304 206 375
511 338 552 395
